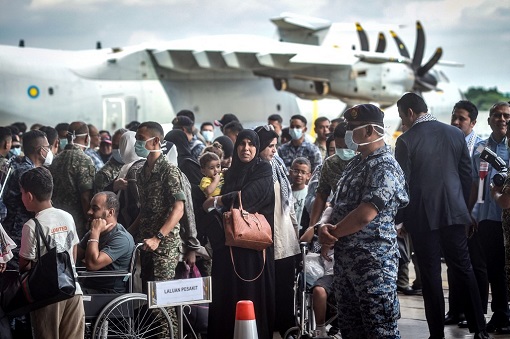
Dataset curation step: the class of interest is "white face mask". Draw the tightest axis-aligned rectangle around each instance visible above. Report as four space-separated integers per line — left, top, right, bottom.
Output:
72 133 90 149
344 124 384 151
42 148 53 165
202 130 214 143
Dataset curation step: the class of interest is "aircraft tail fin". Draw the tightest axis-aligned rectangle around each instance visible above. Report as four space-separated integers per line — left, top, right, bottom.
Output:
271 12 331 46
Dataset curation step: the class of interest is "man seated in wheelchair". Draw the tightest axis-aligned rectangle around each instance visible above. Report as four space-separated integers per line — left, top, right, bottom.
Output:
77 191 135 293
300 206 338 338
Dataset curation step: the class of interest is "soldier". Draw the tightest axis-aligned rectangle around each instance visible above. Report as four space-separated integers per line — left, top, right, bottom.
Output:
0 127 12 168
319 104 409 338
49 121 95 238
94 128 128 193
3 129 50 268
129 121 187 336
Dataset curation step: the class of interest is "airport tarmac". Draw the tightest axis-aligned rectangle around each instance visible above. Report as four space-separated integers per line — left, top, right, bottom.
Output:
275 262 510 339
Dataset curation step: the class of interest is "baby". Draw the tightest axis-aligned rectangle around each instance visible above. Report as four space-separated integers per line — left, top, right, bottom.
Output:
199 151 224 198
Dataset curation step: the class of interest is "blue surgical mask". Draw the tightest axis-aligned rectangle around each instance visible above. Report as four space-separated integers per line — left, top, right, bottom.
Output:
59 138 68 150
111 149 123 164
335 148 356 161
9 147 21 157
289 128 303 140
202 130 214 143
135 137 155 158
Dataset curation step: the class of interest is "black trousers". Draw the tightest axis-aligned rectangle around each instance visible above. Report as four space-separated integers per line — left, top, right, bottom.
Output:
411 224 486 338
275 255 298 336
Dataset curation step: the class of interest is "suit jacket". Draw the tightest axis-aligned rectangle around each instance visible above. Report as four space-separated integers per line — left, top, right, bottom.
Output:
395 120 472 232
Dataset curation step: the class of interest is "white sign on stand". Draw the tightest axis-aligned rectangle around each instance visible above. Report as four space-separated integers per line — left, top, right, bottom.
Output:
147 276 212 308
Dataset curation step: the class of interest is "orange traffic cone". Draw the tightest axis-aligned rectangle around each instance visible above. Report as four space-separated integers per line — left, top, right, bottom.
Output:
233 300 258 339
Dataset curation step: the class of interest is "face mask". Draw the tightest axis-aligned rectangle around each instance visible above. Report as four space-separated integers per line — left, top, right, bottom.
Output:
42 148 53 165
335 148 356 161
289 128 303 140
135 137 156 158
202 130 214 143
10 147 21 157
59 138 68 150
111 149 123 164
345 124 385 152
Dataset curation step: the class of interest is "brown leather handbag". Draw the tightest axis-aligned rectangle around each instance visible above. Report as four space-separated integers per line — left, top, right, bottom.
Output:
223 191 273 251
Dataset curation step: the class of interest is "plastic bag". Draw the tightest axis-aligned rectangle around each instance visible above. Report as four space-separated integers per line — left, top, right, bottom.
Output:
304 253 324 286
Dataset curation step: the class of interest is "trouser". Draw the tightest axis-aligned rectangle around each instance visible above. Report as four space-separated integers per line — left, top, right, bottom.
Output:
411 225 486 338
275 255 298 336
30 295 84 339
334 248 401 339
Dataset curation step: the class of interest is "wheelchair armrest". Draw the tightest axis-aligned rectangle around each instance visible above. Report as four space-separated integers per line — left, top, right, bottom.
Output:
77 270 131 279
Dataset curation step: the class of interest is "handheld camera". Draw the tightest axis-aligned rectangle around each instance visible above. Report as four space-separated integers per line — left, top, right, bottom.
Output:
480 147 508 186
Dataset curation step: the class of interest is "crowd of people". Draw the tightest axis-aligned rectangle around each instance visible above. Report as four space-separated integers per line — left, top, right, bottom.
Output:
0 95 510 339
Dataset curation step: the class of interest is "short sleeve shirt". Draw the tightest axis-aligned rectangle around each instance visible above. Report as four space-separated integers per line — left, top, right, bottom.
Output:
19 207 82 294
316 155 350 196
199 174 224 197
79 224 135 292
278 141 323 173
329 145 409 253
136 155 186 241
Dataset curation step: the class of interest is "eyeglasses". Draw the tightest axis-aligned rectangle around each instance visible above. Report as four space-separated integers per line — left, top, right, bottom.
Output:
11 145 21 149
491 112 510 120
290 169 309 176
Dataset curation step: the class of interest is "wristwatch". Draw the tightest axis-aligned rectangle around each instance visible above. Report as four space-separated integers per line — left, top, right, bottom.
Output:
156 231 165 240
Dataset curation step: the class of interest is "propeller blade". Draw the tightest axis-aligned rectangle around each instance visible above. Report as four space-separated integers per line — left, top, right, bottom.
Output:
390 30 410 58
417 47 442 76
356 22 369 51
412 21 425 69
375 32 386 53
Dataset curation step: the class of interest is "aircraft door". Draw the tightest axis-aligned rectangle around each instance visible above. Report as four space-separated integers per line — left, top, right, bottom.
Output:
102 96 138 131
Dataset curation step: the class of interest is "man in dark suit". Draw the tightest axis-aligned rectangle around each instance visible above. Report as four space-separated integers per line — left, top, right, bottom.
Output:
394 92 490 339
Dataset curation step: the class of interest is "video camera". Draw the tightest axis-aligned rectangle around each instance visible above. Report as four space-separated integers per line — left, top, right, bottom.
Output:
480 147 508 186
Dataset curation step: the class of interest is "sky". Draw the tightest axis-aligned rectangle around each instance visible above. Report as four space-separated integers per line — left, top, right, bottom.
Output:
0 0 509 94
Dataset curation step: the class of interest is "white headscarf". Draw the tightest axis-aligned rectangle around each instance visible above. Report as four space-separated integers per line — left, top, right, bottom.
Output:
118 131 143 179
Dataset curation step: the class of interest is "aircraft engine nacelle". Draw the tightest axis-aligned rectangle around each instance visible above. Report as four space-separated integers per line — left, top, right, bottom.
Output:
326 63 415 107
273 78 328 100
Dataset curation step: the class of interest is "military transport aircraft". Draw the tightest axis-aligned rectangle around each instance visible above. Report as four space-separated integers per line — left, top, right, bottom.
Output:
0 13 462 134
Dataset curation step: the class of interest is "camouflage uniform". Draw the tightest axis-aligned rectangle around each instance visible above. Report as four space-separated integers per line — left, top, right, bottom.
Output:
84 148 104 171
329 145 409 338
314 140 327 160
136 154 187 337
2 156 35 268
316 154 350 196
94 157 123 193
49 144 95 238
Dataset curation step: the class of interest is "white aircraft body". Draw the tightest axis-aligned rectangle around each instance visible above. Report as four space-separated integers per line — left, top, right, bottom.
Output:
0 14 462 132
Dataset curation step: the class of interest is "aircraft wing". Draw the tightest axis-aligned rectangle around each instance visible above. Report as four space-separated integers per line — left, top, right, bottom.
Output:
147 36 360 81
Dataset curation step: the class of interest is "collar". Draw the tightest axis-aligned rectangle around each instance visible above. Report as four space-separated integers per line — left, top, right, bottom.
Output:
412 113 437 127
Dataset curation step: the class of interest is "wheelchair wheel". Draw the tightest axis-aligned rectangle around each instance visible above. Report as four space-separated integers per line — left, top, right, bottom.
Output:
91 293 173 338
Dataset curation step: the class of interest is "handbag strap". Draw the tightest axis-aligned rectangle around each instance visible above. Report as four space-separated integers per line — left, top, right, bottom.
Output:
32 218 51 261
229 191 244 211
229 247 265 282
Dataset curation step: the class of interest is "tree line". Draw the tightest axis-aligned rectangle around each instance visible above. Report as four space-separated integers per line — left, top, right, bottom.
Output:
464 87 510 110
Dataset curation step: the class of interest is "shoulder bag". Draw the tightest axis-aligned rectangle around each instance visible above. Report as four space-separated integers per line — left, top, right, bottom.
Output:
2 217 76 316
223 191 272 251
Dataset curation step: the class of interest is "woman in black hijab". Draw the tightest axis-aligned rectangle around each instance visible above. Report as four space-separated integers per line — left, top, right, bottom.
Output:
164 129 203 185
203 129 276 339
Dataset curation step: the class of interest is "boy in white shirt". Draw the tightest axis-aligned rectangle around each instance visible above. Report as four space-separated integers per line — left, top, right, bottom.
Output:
290 157 312 231
19 167 84 339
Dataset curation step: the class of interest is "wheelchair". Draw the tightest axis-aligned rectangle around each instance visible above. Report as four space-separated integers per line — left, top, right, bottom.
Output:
79 243 174 339
284 242 339 339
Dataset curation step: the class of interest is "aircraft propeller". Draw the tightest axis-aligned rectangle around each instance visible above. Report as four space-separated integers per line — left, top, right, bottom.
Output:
356 22 386 53
389 21 441 92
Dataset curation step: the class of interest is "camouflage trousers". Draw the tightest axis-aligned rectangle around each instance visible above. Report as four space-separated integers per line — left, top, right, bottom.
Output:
140 234 181 338
333 248 401 339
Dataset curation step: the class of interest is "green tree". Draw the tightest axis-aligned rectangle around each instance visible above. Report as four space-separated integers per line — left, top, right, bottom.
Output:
464 87 510 110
